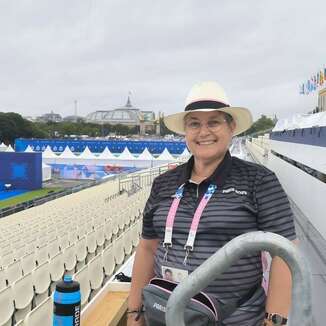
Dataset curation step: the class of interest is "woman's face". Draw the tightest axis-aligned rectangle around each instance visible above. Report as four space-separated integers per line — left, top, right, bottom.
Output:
184 111 235 163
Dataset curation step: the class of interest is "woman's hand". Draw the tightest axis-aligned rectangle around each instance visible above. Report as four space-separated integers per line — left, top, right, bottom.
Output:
127 313 145 326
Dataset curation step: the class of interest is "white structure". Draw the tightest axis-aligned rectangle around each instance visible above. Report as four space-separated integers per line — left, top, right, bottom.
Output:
79 146 96 159
178 147 191 160
156 148 175 163
116 147 135 161
40 146 178 168
135 148 155 168
24 145 34 153
42 146 57 159
42 163 52 181
5 145 14 152
0 142 7 151
272 111 326 131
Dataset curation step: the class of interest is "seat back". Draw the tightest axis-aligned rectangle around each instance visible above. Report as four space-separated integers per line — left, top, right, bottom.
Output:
102 244 115 277
75 236 87 262
35 244 48 266
48 238 60 259
6 259 23 285
21 251 36 275
113 234 125 265
12 272 34 310
0 286 14 326
88 254 104 291
86 230 97 254
32 261 51 295
62 243 77 272
24 296 53 326
49 252 65 283
73 265 90 306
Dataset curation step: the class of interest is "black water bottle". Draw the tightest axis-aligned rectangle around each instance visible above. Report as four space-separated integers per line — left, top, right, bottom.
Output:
53 275 81 326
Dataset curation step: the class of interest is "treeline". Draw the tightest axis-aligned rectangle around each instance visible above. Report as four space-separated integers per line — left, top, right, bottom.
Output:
241 115 276 136
0 112 48 144
35 121 140 138
0 112 140 144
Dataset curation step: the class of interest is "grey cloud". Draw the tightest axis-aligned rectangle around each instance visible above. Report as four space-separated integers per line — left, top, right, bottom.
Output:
0 0 325 120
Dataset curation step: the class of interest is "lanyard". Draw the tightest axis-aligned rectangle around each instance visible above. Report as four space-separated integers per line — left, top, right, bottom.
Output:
163 182 217 265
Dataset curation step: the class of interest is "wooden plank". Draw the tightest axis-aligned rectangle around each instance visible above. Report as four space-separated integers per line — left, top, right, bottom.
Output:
81 291 129 326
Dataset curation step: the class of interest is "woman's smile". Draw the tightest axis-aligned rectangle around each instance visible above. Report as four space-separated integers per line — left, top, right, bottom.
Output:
195 140 217 146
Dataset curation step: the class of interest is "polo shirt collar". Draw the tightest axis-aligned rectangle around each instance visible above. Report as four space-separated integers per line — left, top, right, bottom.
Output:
178 150 232 188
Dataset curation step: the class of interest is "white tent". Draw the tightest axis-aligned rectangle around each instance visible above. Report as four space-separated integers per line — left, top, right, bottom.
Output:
178 147 190 159
117 147 135 160
134 147 155 168
137 148 154 160
0 142 8 152
58 146 77 164
5 145 14 152
43 146 57 158
156 148 174 161
79 146 96 159
78 146 97 165
154 147 176 167
42 163 52 181
95 146 117 166
97 147 116 160
25 145 34 152
60 146 76 159
42 145 58 164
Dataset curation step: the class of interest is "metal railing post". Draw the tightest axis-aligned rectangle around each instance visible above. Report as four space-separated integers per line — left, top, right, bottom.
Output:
166 231 313 326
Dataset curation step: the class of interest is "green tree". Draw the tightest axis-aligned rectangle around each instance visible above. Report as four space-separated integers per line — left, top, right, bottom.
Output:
0 112 47 144
242 115 275 136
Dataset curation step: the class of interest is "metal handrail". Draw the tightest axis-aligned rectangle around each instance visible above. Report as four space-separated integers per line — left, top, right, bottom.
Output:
166 231 313 326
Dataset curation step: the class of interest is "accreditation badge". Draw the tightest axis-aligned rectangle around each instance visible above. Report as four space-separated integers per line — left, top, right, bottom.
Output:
161 265 189 283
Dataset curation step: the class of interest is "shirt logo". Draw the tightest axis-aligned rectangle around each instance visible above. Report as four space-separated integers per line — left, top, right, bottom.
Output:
222 187 247 195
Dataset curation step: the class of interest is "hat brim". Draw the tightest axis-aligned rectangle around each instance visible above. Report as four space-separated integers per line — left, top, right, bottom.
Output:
163 107 253 136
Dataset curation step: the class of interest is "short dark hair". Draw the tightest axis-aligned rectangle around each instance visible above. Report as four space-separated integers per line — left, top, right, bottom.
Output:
164 269 172 275
224 112 234 124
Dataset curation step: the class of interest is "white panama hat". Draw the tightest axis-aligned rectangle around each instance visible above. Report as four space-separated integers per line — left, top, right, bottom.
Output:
164 81 253 136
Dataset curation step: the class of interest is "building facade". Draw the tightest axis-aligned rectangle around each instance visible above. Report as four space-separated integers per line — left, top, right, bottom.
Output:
85 97 157 135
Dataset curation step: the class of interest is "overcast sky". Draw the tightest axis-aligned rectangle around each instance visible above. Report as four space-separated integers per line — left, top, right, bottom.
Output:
0 0 325 120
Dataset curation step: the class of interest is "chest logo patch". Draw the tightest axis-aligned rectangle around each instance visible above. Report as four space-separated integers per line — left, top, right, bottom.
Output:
222 187 247 195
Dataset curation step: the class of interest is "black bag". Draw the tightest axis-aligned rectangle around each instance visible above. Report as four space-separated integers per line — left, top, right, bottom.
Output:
142 278 260 326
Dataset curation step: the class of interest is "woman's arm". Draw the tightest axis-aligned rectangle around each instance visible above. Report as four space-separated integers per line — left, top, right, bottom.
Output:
264 239 299 325
127 238 159 325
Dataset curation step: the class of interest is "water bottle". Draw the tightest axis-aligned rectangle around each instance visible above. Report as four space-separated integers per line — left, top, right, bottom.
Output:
53 275 81 326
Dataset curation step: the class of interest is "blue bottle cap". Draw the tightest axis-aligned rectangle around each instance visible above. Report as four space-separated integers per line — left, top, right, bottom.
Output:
64 275 73 282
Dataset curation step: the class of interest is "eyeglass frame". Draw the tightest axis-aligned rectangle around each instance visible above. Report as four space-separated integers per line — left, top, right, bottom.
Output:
183 112 233 133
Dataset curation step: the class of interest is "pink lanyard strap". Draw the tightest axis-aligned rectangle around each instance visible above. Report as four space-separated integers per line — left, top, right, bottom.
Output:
163 183 217 264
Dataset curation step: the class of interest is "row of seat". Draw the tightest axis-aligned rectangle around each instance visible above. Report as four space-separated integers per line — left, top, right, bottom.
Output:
0 188 150 269
0 167 160 325
0 212 143 289
0 188 148 240
0 220 142 326
0 168 154 236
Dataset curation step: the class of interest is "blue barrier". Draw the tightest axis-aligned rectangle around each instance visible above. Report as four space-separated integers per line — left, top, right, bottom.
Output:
270 126 326 147
15 138 187 155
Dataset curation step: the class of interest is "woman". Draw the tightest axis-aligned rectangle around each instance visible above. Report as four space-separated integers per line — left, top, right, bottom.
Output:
128 81 296 326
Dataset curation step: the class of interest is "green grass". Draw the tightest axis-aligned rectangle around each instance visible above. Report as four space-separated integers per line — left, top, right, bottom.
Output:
0 187 64 209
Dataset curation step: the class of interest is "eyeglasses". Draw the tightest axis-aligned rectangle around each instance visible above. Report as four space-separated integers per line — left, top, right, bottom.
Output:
184 119 227 133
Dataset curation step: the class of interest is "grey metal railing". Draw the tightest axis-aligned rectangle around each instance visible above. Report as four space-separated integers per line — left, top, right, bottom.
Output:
166 231 313 326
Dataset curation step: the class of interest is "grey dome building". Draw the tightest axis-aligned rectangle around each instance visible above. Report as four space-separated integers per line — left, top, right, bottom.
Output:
85 96 158 135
